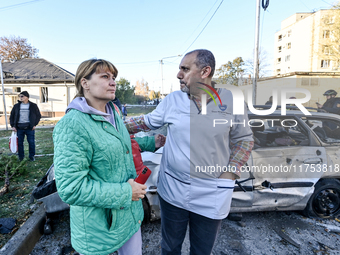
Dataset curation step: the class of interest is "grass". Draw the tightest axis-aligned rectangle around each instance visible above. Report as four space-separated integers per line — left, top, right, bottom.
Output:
126 105 156 116
0 128 54 248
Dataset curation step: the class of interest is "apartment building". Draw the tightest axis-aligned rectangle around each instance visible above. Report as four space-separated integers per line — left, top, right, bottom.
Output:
274 9 340 75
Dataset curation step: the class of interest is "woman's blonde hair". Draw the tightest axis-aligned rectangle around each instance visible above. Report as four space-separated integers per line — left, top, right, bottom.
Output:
74 59 118 98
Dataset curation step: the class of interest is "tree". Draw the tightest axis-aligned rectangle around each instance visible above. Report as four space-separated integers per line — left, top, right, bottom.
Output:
0 35 38 62
317 6 340 69
214 57 245 86
135 78 149 97
155 91 160 99
245 48 270 78
148 90 161 100
115 78 135 104
0 155 27 196
148 90 156 100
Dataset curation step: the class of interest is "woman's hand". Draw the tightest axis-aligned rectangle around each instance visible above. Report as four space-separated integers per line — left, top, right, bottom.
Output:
128 179 147 201
155 134 166 148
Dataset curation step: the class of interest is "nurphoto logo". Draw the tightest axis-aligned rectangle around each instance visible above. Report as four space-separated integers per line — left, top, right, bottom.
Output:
200 84 312 116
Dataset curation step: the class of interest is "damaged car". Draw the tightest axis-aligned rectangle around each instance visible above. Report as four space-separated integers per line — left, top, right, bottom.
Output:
33 109 340 226
141 109 340 221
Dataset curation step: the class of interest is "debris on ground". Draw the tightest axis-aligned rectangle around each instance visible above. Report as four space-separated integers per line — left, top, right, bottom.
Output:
273 227 301 249
0 218 16 234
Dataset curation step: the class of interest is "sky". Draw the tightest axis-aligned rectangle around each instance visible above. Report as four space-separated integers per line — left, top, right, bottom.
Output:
0 0 335 94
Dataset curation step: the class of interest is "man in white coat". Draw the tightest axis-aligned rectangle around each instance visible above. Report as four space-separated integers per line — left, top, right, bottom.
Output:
126 49 254 254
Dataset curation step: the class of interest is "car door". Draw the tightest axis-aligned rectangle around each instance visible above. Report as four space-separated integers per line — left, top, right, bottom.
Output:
302 115 340 179
248 115 327 210
230 156 254 208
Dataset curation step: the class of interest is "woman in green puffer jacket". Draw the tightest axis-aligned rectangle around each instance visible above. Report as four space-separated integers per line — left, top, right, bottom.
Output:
53 59 164 255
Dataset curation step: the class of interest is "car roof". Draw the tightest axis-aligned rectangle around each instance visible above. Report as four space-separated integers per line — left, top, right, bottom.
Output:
248 109 340 119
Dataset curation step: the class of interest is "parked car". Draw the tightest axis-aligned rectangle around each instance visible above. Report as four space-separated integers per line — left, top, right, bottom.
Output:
141 109 340 221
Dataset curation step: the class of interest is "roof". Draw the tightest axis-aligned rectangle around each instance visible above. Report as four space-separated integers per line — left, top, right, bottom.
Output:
1 58 75 84
248 109 340 120
257 71 340 82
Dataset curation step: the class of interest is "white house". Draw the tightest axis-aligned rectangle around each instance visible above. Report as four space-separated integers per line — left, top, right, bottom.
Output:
0 58 76 124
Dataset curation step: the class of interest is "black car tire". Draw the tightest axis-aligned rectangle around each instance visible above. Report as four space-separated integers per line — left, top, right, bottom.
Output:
303 179 340 219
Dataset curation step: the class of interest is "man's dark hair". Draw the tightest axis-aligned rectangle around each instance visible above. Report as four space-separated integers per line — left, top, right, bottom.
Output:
185 49 215 78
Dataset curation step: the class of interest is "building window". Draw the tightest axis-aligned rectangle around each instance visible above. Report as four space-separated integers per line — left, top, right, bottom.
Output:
321 60 330 68
301 78 319 86
285 55 290 62
324 15 335 24
13 87 21 93
41 87 48 103
330 31 335 41
311 78 319 86
277 58 281 64
287 42 291 49
278 35 282 41
301 78 309 86
278 46 282 53
323 46 331 55
323 30 330 38
287 30 291 37
276 69 281 75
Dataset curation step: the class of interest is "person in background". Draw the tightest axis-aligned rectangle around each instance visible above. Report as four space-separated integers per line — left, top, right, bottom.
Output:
288 96 296 107
316 89 340 115
112 97 122 111
10 91 41 161
122 103 128 120
53 59 165 255
265 96 273 105
316 89 340 131
125 49 253 255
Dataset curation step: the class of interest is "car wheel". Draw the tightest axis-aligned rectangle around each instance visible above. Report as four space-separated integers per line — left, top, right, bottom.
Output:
303 179 340 219
142 197 150 224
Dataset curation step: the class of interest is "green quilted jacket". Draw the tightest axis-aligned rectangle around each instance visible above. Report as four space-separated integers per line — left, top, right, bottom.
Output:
53 105 155 255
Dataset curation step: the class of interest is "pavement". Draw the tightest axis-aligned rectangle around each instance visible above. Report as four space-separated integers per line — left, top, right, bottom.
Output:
30 209 340 255
0 204 46 255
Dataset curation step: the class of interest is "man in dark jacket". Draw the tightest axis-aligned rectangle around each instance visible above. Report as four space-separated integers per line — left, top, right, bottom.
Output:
316 89 340 115
10 91 41 161
316 89 340 131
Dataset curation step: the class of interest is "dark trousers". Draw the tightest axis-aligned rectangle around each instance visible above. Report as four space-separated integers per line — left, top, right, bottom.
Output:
159 196 222 255
17 129 35 160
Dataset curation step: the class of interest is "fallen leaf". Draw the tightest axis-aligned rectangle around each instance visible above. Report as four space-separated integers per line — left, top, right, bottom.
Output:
11 227 19 235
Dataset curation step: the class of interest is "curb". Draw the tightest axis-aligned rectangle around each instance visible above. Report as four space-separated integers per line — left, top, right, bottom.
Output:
0 204 46 255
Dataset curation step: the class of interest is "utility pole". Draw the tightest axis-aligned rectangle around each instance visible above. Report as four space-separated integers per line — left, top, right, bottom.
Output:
160 59 164 95
0 56 9 130
160 55 182 96
253 0 261 105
